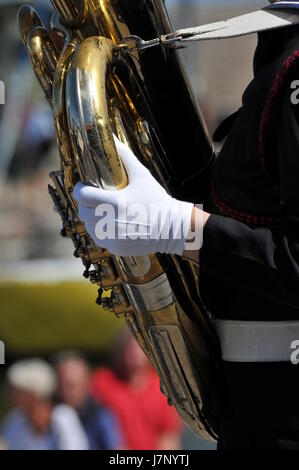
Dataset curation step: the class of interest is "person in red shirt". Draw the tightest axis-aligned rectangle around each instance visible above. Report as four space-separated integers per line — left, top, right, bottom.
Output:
91 329 183 450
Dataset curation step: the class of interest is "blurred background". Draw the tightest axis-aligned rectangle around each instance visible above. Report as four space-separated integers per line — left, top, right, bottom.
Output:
0 0 265 451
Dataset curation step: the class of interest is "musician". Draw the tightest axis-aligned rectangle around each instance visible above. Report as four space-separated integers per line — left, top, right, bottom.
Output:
74 0 299 450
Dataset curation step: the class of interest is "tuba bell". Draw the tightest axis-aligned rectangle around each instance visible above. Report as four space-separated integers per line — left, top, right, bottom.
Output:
18 0 221 441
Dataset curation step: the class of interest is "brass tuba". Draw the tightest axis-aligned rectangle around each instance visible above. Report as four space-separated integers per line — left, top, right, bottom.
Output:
18 0 221 441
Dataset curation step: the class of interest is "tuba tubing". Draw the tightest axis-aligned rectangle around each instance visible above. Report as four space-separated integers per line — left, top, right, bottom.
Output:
18 0 222 441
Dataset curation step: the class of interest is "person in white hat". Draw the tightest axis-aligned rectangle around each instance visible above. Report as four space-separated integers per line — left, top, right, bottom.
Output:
1 359 89 450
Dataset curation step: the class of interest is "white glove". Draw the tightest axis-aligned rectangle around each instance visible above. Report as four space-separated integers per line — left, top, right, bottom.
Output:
73 137 195 257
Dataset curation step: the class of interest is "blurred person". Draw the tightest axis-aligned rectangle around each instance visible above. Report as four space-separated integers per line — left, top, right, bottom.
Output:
9 103 56 180
0 438 6 451
1 359 88 450
91 330 183 450
55 351 123 450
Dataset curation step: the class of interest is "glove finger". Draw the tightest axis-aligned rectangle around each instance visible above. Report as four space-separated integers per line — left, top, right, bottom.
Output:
113 135 151 181
77 205 95 223
73 182 114 208
86 222 111 250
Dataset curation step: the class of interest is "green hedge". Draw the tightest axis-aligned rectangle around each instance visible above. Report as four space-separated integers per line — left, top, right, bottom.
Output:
0 282 125 355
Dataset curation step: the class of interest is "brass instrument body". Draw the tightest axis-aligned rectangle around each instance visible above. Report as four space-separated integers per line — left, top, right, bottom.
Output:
18 0 221 441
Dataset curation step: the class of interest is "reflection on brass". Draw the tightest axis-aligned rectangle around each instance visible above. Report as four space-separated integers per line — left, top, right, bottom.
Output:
18 0 220 441
18 6 59 105
50 0 88 29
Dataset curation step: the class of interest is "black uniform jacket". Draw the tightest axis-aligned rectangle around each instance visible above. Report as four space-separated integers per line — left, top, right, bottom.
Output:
200 25 299 449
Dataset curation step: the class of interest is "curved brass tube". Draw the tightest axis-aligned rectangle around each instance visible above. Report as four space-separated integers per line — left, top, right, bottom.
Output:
66 36 128 189
18 7 59 106
27 28 59 105
18 0 221 442
50 0 89 29
18 5 42 50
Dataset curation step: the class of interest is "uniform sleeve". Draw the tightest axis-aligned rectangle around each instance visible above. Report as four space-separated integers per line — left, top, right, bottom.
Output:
200 74 299 310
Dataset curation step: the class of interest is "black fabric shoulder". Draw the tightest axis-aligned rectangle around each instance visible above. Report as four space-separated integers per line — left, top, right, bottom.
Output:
254 24 299 75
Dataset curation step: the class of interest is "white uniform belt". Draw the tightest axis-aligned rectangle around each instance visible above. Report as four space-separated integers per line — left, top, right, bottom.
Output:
213 319 299 363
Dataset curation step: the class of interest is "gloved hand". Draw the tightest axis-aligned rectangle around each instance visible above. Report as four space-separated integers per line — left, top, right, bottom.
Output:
73 137 196 257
